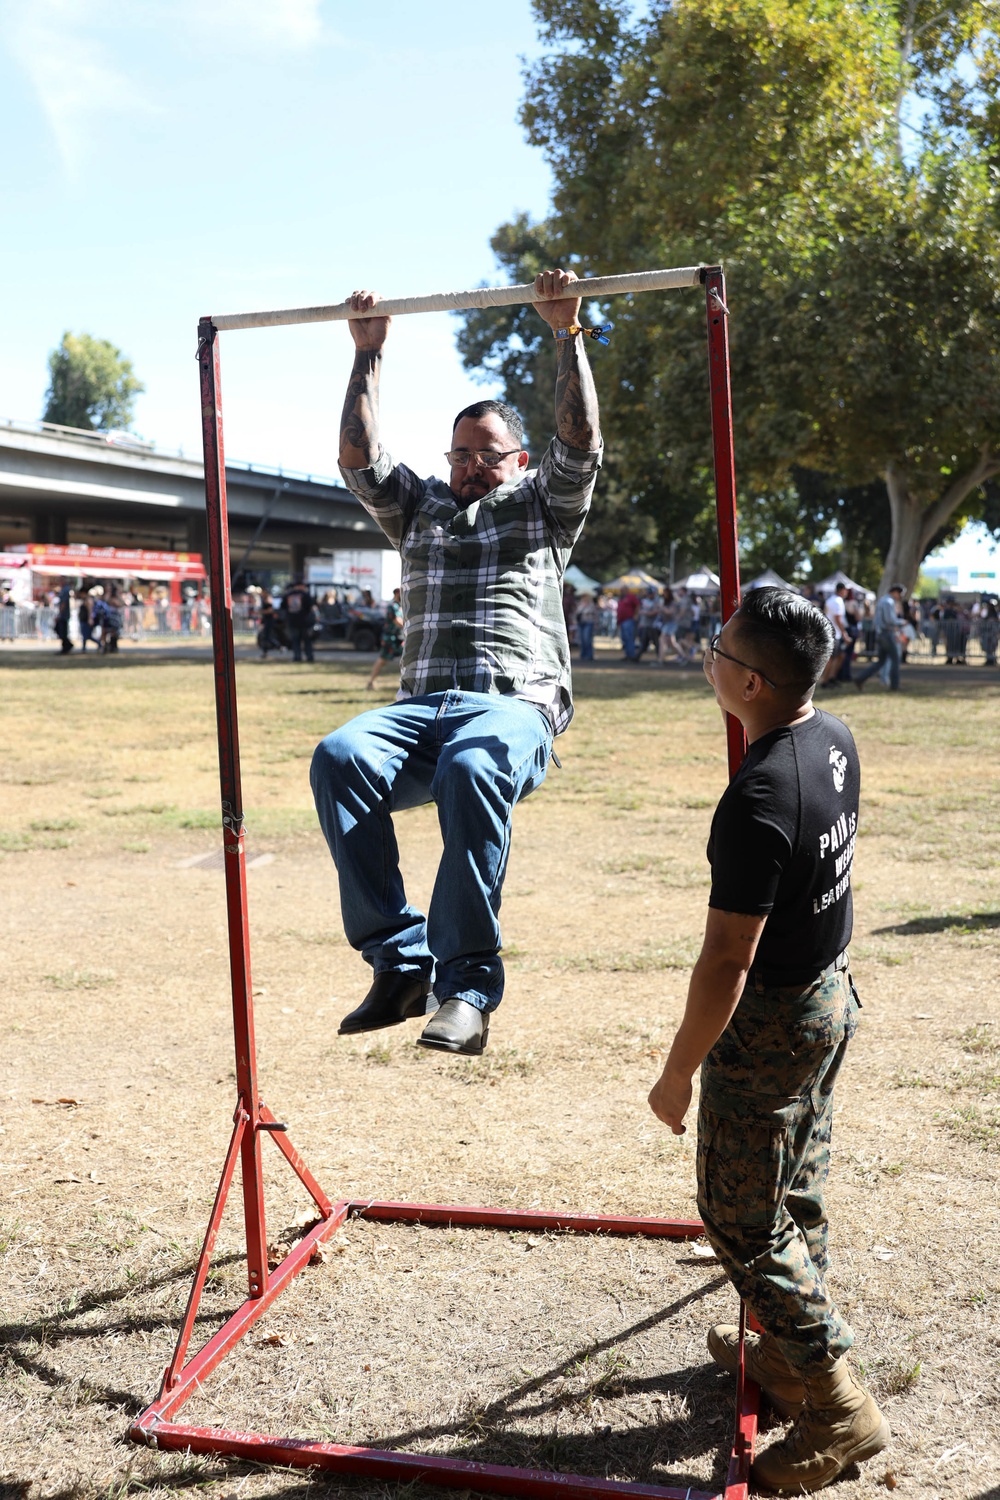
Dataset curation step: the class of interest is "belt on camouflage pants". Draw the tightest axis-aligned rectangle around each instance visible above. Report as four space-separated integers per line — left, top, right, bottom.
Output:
751 947 850 994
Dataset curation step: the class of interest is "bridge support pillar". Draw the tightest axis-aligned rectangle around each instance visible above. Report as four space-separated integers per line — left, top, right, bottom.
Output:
186 510 209 560
31 513 67 545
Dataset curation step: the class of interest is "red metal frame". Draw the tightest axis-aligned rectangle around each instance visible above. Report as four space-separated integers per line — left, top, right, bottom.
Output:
703 268 747 777
128 293 756 1500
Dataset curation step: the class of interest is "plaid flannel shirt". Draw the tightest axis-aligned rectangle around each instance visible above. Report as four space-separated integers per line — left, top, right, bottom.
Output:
339 436 603 734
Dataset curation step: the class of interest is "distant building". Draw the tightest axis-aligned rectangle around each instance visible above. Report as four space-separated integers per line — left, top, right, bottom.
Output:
0 417 388 582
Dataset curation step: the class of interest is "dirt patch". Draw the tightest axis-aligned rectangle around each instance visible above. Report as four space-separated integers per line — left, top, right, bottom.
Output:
1 651 999 1499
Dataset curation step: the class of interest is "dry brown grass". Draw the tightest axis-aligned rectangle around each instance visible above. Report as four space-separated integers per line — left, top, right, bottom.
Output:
1 648 999 1500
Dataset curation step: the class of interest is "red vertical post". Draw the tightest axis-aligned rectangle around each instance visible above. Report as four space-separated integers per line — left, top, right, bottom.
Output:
197 318 269 1299
703 267 747 777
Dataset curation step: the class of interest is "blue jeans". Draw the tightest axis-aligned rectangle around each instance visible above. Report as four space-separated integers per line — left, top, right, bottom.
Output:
856 630 900 690
289 624 314 662
578 620 595 660
620 617 637 659
310 691 553 1013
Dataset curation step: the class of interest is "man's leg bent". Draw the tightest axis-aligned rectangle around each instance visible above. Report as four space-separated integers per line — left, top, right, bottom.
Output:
310 702 439 975
427 695 552 1011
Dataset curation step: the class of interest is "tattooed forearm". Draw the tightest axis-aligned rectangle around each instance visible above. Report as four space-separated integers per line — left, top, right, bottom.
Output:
554 335 601 450
339 349 382 468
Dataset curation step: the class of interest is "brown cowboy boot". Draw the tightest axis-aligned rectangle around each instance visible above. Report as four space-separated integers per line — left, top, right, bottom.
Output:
751 1355 889 1493
707 1325 805 1418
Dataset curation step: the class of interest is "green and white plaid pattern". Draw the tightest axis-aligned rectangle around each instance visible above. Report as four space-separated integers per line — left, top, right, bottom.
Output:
339 437 602 734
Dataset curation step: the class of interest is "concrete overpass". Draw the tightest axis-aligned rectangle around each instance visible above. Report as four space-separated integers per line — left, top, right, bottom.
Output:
0 418 389 577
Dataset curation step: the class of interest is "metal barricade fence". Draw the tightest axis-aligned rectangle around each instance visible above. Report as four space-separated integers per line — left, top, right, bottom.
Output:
853 621 997 665
3 602 996 662
0 603 261 644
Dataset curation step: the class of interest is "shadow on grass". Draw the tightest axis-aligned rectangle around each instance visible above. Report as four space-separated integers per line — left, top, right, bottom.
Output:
0 1251 245 1419
873 911 1000 937
3 1257 738 1499
129 1274 735 1499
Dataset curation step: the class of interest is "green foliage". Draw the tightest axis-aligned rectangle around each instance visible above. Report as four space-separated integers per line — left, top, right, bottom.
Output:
461 0 1000 589
456 217 666 578
43 332 144 431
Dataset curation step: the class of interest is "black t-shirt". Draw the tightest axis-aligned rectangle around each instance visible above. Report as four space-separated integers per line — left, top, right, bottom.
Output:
707 708 860 981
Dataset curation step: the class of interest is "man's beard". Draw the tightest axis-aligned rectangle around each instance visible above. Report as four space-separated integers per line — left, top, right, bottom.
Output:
457 476 490 506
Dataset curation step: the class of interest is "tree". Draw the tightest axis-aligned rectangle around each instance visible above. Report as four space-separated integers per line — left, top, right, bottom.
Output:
43 332 144 431
456 216 664 579
471 0 1000 593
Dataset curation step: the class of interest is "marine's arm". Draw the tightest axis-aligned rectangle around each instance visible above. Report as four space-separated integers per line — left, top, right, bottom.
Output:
647 908 767 1135
339 290 390 470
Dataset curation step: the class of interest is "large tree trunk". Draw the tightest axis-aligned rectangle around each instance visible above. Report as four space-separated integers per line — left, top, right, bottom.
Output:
881 450 1000 595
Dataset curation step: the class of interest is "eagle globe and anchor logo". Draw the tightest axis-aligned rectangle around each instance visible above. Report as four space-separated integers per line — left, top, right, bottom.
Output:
829 745 848 793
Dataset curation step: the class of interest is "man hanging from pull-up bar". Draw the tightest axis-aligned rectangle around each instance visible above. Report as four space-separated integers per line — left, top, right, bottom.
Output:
310 269 601 1056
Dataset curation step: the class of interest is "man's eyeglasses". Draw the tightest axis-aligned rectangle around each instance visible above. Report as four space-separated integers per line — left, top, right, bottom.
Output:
445 448 521 469
706 632 781 691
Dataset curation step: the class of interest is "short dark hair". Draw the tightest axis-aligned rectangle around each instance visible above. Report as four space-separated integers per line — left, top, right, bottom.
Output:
732 586 834 694
451 399 524 448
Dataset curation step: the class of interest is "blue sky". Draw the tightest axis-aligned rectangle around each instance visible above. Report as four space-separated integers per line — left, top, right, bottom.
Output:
1 0 993 574
0 0 554 480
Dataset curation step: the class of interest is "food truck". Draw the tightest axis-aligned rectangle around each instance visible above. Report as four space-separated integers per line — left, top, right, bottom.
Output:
0 543 207 603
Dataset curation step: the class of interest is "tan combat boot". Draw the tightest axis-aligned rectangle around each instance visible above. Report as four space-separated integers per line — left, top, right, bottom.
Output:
707 1325 805 1418
751 1355 890 1493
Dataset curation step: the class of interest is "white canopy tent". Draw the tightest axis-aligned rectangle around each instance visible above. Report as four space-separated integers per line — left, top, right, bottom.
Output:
744 568 800 593
564 563 602 594
676 567 721 592
812 569 874 598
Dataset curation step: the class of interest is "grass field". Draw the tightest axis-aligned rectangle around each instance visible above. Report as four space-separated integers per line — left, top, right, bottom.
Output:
1 648 999 1500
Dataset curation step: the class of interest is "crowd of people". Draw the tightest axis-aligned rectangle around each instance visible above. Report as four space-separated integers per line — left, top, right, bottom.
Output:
6 568 995 678
560 579 1000 679
0 579 210 651
564 584 724 664
51 581 127 654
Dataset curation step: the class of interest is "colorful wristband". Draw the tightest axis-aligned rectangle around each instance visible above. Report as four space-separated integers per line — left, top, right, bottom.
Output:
553 322 613 347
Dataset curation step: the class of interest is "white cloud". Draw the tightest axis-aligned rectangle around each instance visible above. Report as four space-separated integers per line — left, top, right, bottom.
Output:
3 0 157 179
190 0 326 49
2 0 334 178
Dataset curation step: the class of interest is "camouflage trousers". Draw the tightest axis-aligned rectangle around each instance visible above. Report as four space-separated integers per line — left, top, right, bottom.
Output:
696 960 859 1374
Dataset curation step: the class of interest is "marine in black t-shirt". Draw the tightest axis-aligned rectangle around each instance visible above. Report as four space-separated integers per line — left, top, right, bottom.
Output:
647 586 888 1489
707 708 860 982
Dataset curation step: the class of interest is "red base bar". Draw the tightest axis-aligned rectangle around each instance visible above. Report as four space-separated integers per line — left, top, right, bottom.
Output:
138 1424 722 1500
130 1197 758 1500
348 1201 705 1238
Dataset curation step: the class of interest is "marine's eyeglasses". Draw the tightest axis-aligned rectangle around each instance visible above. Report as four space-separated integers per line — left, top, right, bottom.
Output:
706 632 781 691
445 448 521 469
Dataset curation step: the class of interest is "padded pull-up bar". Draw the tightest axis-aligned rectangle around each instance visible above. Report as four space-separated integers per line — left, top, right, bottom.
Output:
209 265 706 331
